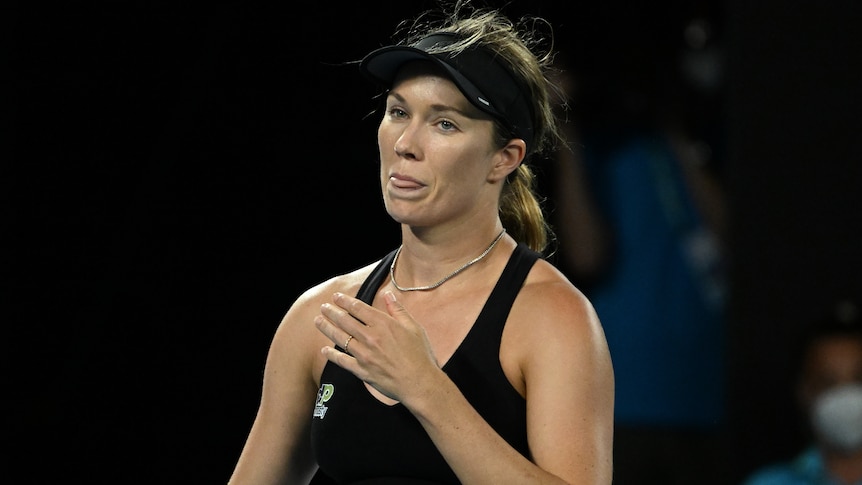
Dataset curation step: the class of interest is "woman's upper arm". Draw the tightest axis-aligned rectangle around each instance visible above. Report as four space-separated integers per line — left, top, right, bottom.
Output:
515 275 615 484
228 290 326 485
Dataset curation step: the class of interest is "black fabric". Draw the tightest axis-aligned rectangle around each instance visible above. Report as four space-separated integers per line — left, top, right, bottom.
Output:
310 243 540 484
359 32 535 152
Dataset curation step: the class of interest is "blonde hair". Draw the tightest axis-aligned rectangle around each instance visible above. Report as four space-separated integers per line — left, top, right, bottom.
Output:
390 2 565 253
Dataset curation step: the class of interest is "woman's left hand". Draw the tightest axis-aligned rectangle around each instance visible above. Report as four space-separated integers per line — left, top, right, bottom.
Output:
314 291 441 403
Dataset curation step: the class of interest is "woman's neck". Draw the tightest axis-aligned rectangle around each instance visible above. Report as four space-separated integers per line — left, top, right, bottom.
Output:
393 224 508 291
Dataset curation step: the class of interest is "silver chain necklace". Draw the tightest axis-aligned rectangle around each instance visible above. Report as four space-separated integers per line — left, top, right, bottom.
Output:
389 229 507 292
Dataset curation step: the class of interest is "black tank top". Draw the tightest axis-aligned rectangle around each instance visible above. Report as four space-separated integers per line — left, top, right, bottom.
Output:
309 243 540 484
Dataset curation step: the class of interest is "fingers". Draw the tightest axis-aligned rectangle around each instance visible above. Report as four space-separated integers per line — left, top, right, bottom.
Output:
318 301 367 337
383 290 404 317
314 293 378 353
316 291 410 358
331 292 385 327
320 344 360 374
314 314 355 354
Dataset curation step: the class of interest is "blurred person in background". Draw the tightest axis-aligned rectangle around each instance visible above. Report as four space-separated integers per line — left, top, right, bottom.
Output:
545 11 729 485
742 300 862 485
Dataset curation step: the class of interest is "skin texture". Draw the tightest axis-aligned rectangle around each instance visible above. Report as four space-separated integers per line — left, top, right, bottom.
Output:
228 62 615 485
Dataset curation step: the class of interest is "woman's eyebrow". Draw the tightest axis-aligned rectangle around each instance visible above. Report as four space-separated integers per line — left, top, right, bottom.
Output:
386 91 483 120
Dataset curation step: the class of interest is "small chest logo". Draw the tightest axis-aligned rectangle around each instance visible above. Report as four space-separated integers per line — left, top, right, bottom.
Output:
313 383 335 419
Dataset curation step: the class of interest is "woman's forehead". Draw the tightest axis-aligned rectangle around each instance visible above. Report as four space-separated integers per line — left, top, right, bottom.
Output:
389 62 490 119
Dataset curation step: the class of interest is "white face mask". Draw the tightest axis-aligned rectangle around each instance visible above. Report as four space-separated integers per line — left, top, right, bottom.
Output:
812 383 862 452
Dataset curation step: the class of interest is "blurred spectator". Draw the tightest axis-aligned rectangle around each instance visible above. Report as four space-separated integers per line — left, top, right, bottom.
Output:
741 300 862 485
545 13 729 485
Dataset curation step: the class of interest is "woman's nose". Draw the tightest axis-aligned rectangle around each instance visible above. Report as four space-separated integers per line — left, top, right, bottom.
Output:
393 124 421 160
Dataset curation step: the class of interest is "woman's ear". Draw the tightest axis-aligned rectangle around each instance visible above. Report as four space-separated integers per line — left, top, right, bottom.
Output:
488 139 526 183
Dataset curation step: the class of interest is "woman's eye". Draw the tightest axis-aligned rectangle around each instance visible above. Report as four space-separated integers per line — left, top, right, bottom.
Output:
438 120 456 131
387 108 407 118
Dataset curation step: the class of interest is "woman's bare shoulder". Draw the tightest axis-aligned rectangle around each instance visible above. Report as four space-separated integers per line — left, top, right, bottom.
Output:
277 257 385 332
509 258 604 343
500 257 612 401
266 257 388 374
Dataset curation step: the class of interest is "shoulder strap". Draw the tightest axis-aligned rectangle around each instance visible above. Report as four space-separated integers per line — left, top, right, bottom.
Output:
479 243 541 331
356 249 398 304
450 243 541 368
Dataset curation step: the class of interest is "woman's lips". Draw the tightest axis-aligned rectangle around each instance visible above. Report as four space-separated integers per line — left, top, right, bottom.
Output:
389 175 424 189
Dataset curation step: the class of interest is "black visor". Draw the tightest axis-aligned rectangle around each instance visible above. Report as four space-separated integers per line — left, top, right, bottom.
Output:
359 32 534 152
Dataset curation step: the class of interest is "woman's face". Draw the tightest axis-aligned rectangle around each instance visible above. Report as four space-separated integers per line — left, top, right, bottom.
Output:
377 61 511 229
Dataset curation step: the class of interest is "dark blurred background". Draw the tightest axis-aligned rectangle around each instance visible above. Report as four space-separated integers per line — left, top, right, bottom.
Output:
6 0 861 483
